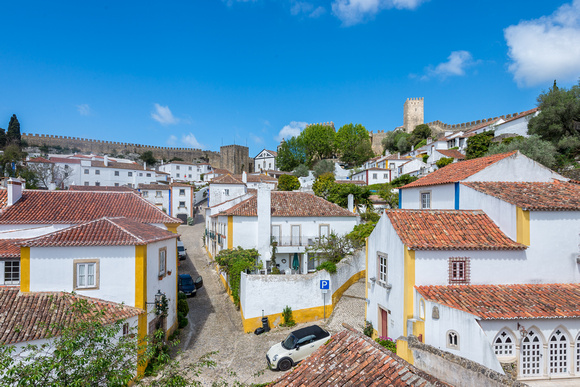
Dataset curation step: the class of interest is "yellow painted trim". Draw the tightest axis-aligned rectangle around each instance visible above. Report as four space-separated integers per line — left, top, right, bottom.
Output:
516 206 530 246
137 313 148 376
365 237 369 321
412 320 425 343
165 223 178 233
403 246 415 337
227 216 233 249
20 247 30 293
135 245 148 377
332 270 366 305
396 338 414 365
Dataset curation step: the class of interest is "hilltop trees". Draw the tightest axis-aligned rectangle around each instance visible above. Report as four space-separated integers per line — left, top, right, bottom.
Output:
335 123 374 167
301 123 336 161
382 125 432 155
277 137 307 171
7 114 21 146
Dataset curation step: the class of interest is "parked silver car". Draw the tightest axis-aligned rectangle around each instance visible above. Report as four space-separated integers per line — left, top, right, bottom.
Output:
266 325 330 371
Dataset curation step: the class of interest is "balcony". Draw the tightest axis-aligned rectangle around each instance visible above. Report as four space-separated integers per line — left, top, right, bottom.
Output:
273 235 322 247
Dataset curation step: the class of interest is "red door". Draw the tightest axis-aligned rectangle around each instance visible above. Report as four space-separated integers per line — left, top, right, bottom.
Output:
381 309 388 338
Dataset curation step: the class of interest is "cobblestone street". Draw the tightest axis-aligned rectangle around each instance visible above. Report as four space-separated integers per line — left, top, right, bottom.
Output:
174 211 366 385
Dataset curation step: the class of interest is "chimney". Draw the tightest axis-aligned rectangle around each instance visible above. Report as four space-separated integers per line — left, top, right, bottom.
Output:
7 178 23 206
257 184 272 269
242 171 247 184
104 155 109 167
144 162 147 171
48 182 57 191
348 194 354 213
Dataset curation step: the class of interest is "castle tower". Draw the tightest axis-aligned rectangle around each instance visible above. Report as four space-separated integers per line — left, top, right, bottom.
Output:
403 98 424 133
220 145 250 174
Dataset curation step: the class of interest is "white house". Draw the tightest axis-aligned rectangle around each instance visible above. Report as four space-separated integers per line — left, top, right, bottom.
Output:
493 108 539 138
157 161 211 183
426 149 465 167
254 149 278 172
397 159 427 178
208 173 247 207
138 183 171 213
207 189 358 273
351 168 391 185
170 183 194 222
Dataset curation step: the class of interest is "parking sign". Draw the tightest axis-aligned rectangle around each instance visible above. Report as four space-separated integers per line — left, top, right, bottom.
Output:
320 280 330 290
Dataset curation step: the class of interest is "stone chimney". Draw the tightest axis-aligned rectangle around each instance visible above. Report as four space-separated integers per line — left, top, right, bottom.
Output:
256 184 272 268
104 155 109 166
7 178 23 206
242 171 247 184
144 162 147 171
347 194 354 213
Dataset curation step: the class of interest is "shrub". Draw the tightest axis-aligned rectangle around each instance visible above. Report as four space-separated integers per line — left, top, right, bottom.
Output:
316 261 337 273
363 320 374 337
293 164 309 177
375 336 397 352
278 174 301 191
435 157 454 169
281 306 296 327
360 210 380 223
178 298 189 316
187 217 194 225
178 315 188 329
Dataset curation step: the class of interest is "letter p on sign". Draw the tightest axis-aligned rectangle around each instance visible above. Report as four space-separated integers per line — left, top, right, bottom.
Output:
320 280 330 290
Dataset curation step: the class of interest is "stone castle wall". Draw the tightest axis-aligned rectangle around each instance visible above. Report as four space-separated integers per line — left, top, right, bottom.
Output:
425 112 527 134
220 144 252 174
403 97 424 133
369 130 387 155
23 133 221 165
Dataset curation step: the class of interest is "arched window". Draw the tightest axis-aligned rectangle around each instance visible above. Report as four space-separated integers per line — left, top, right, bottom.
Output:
419 299 425 320
521 329 542 377
446 330 459 350
494 330 515 357
576 333 580 373
549 329 569 375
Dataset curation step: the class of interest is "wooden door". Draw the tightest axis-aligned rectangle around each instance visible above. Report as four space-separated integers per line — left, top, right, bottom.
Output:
381 308 388 338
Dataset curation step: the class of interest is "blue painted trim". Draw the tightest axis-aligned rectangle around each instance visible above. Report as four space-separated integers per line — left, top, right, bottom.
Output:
398 190 402 209
168 189 171 216
454 182 460 210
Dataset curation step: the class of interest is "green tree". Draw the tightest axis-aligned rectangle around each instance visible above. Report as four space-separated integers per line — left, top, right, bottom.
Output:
215 247 260 305
278 174 300 191
390 174 418 188
313 159 335 177
0 127 6 149
382 129 411 154
335 123 375 167
435 157 454 169
312 172 335 199
378 184 399 209
140 150 158 166
1 144 25 177
486 135 558 169
292 164 309 177
276 136 307 171
347 221 378 245
307 232 363 266
528 80 580 164
466 131 495 159
411 124 432 141
327 183 373 212
396 135 411 153
300 123 336 161
6 114 21 146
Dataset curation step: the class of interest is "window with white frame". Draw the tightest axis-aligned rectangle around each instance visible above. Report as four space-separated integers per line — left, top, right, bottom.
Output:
95 182 100 186
420 191 431 209
176 173 180 178
84 169 89 174
319 224 330 239
383 173 388 179
139 173 143 177
373 173 377 179
95 170 100 175
179 201 186 208
114 170 119 176
158 248 167 277
447 330 459 349
114 183 119 187
4 261 20 285
146 173 151 177
128 172 133 177
176 166 180 170
448 257 470 284
179 189 185 196
142 191 148 197
271 225 281 243
494 330 515 357
84 181 89 186
377 253 388 285
75 261 98 289
156 191 162 198
224 189 230 195
122 323 130 336
189 166 192 171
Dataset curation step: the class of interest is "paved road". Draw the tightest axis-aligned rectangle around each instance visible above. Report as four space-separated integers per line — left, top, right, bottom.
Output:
174 212 366 385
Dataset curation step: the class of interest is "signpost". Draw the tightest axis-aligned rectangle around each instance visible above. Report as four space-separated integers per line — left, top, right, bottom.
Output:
320 280 330 320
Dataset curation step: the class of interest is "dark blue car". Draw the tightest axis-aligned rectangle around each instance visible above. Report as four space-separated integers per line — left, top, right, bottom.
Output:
178 274 203 297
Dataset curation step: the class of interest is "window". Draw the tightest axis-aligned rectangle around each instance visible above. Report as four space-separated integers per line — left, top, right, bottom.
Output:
158 248 167 277
156 191 162 198
176 173 180 178
189 174 192 178
146 173 151 177
224 189 230 195
421 191 431 209
494 330 515 357
142 191 148 197
128 172 133 177
95 170 100 175
176 166 180 170
139 173 143 177
114 171 120 176
383 173 388 179
74 261 98 289
373 173 377 179
419 299 425 320
377 253 387 285
447 330 459 349
271 225 281 243
189 166 192 171
549 329 569 375
179 201 186 208
95 182 101 186
319 224 330 239
179 189 185 196
448 257 470 284
122 323 130 336
4 261 20 285
84 181 89 186
84 169 89 174
521 330 542 376
114 183 119 187
389 163 395 169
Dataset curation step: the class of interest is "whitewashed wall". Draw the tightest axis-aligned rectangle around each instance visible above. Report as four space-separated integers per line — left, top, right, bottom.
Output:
171 186 193 219
467 153 564 183
400 183 456 209
141 189 170 213
146 239 178 333
494 112 538 138
208 183 246 207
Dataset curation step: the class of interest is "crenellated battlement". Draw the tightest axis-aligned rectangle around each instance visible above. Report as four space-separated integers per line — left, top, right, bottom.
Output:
425 110 529 132
305 121 335 130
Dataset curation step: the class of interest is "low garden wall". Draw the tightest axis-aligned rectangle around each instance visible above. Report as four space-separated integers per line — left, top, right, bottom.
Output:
238 250 366 333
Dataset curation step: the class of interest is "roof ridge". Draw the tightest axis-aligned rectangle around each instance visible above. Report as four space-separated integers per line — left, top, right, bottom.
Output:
105 217 146 244
22 217 112 246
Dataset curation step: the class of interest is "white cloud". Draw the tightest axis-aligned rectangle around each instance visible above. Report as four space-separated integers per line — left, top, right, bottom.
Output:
504 0 580 87
309 6 326 18
151 103 179 125
331 0 426 26
291 1 326 17
166 133 204 149
76 104 91 116
417 50 476 80
249 133 264 144
276 121 308 142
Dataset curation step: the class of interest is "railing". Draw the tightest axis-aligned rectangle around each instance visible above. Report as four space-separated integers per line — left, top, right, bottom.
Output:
273 235 323 247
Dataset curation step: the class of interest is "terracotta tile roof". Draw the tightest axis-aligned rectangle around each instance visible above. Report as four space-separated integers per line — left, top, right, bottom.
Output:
27 157 52 163
218 191 356 217
271 325 449 387
91 160 153 172
416 284 580 320
385 154 409 160
0 190 6 210
21 217 177 247
385 209 525 250
69 185 136 192
0 191 181 225
49 157 81 164
238 174 278 183
462 181 580 211
208 168 233 176
335 180 366 186
501 108 539 124
210 174 244 185
464 118 500 134
0 239 24 258
138 183 170 190
401 151 517 188
0 288 143 345
171 182 193 188
436 149 465 159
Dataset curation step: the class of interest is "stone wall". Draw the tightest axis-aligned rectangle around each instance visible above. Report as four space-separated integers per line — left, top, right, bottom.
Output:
369 130 387 155
219 144 252 174
403 97 424 133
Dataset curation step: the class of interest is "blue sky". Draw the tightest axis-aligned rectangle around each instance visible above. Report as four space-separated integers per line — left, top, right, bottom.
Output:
1 0 579 158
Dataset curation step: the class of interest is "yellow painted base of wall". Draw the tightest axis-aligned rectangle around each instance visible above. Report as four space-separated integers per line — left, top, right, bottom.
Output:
217 266 236 304
396 338 414 365
166 319 179 341
240 270 366 333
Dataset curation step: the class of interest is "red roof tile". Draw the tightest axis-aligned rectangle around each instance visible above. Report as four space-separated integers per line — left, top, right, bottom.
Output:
0 288 143 345
218 191 356 217
27 157 52 163
501 108 539 124
0 239 24 258
138 183 171 190
238 174 278 183
48 157 81 164
22 217 177 247
271 325 449 386
335 180 366 186
464 118 500 134
385 209 525 250
210 174 244 185
462 181 580 211
69 185 136 192
0 190 6 210
401 151 517 188
416 284 580 319
0 191 181 224
208 168 233 176
436 149 465 159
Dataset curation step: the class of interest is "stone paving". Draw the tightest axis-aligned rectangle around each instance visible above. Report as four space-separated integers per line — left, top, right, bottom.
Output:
172 212 367 385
